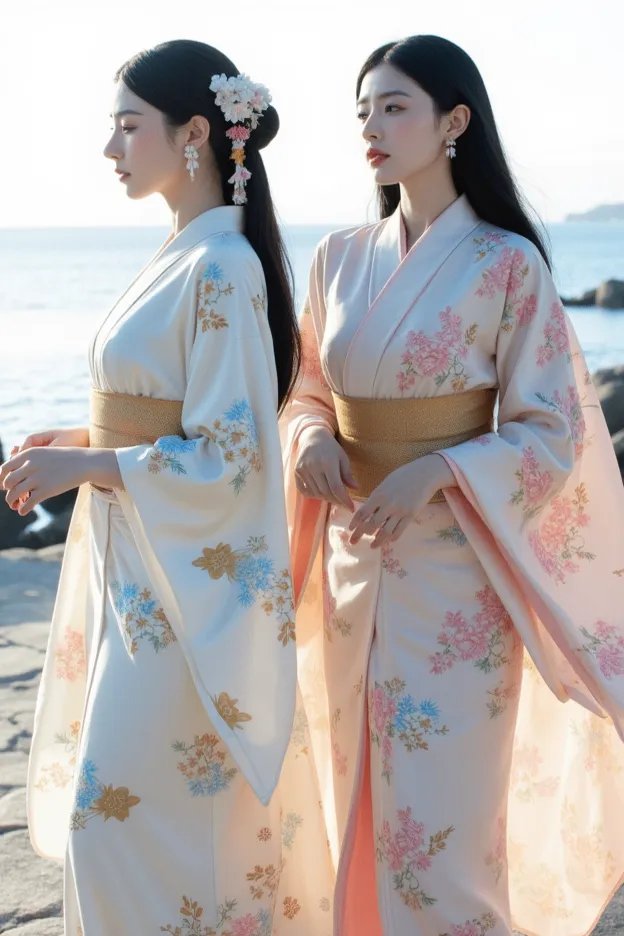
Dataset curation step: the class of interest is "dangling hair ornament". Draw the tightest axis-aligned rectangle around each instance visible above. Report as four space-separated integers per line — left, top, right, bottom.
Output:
209 73 272 205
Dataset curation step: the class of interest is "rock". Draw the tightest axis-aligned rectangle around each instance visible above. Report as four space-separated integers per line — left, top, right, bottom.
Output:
0 830 63 932
17 507 74 550
0 787 28 830
561 288 597 307
596 279 624 310
593 367 624 436
3 921 63 935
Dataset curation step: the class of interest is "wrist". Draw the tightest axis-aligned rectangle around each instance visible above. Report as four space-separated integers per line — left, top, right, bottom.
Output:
429 452 457 490
84 449 123 489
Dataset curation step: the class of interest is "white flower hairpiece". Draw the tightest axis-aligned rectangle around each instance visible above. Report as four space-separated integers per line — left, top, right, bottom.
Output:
209 73 272 205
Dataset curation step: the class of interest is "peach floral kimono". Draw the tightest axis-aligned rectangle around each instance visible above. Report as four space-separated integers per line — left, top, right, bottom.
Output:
281 195 624 936
26 207 333 935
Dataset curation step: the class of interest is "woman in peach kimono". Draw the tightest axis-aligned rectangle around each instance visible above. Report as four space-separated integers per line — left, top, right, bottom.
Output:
282 35 624 936
1 41 332 936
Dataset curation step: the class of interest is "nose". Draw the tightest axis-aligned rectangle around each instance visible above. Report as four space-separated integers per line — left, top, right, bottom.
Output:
103 133 122 161
361 116 381 144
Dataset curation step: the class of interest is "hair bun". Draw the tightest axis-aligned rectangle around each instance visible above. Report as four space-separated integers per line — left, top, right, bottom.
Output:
253 104 279 150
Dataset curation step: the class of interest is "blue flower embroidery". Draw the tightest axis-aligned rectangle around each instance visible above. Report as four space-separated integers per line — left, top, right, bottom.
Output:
155 436 197 456
201 262 224 284
172 736 238 798
111 581 176 654
281 811 303 850
418 698 440 720
148 436 197 476
74 759 102 811
209 398 261 495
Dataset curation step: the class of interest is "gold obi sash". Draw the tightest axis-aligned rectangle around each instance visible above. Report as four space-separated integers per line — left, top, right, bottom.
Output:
332 388 497 503
89 388 185 449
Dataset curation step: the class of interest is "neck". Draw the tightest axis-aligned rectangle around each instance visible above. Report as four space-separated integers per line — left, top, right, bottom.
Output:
399 162 459 251
165 177 227 237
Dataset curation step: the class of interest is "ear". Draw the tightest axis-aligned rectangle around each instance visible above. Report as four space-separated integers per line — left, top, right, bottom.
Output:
185 115 211 150
446 104 471 141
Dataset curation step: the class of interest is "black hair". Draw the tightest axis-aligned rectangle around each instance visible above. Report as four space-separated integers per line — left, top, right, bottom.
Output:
357 35 551 268
116 39 300 410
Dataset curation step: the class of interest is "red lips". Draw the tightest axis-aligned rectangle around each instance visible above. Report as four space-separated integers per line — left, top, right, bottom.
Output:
367 148 389 161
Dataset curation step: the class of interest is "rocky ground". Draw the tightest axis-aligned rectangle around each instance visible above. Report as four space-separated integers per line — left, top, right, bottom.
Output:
0 545 622 934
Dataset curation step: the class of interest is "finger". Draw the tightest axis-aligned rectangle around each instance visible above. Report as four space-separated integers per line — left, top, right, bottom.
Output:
390 517 411 542
20 433 51 451
0 454 24 487
17 492 38 516
315 474 346 508
349 497 381 532
338 453 359 491
325 466 354 510
295 473 322 501
2 463 30 493
350 508 385 545
371 514 403 549
5 477 34 509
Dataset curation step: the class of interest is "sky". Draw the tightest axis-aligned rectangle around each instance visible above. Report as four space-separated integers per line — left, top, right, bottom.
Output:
0 0 621 228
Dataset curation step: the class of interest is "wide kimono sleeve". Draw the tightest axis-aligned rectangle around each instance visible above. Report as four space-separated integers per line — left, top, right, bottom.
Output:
115 248 295 805
441 241 624 734
281 239 338 602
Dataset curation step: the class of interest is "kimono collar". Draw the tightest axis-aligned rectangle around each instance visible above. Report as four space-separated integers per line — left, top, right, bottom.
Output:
395 194 480 261
158 205 245 264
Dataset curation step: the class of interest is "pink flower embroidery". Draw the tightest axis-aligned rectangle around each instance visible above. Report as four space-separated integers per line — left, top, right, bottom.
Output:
577 620 624 679
376 807 453 911
301 328 328 388
511 744 560 801
471 435 492 446
510 447 554 517
536 385 586 459
476 245 536 332
446 915 497 936
54 627 86 682
430 586 515 675
396 308 478 394
473 231 509 261
484 816 506 883
323 578 352 639
381 543 408 578
529 484 595 584
231 915 261 936
536 302 571 367
332 741 348 777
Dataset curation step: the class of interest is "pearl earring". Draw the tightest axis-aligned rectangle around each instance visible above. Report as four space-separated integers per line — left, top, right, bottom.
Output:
185 145 199 181
445 137 456 159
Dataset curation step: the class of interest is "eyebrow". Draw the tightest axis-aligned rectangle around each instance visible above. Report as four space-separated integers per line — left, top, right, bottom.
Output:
110 109 144 118
357 90 412 106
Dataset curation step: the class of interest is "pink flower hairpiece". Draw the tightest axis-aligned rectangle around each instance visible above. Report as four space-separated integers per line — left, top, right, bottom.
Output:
209 73 272 205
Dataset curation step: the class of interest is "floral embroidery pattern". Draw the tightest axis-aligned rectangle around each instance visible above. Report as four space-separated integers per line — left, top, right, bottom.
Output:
572 712 624 777
283 897 301 920
148 437 197 475
476 246 534 331
510 447 554 519
511 745 559 802
486 679 519 719
376 807 453 911
430 585 515 675
207 399 261 494
369 680 448 783
173 733 238 796
289 708 309 756
252 293 266 314
509 843 572 918
301 325 329 388
197 263 233 332
381 543 408 577
33 721 80 792
440 913 497 936
257 827 272 842
323 579 352 640
70 760 140 829
484 817 506 883
397 308 478 394
281 811 304 850
536 386 586 459
247 862 282 901
536 302 572 366
576 620 624 679
211 692 252 730
330 708 348 777
473 231 509 261
54 627 86 682
561 800 616 886
161 897 271 936
471 435 492 446
437 524 467 547
193 537 295 646
529 484 595 584
110 581 176 654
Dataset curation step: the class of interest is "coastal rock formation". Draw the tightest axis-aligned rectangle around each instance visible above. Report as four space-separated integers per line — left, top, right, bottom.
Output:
562 279 624 309
593 366 624 479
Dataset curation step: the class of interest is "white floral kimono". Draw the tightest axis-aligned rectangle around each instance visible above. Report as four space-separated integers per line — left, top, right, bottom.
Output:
281 195 624 936
27 206 334 936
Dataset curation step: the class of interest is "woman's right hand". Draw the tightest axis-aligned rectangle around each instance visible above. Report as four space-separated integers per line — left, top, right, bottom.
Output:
294 425 357 510
12 427 90 457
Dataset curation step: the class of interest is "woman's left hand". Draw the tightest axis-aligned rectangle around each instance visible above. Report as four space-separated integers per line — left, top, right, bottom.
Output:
0 447 122 515
349 453 457 548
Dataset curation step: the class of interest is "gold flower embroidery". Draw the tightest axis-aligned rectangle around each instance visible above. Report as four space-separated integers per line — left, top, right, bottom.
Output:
283 897 301 919
211 692 252 730
92 785 141 822
246 862 282 900
192 543 238 580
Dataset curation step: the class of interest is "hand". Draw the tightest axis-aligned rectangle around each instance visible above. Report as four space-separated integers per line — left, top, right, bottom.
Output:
349 453 456 548
13 427 90 455
0 448 122 516
294 425 358 510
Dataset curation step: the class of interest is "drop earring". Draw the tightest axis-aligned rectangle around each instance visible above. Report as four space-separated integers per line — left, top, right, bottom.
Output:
445 137 456 159
185 145 199 181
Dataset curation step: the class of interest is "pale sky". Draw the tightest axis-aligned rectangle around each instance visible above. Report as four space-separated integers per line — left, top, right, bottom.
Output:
0 0 621 227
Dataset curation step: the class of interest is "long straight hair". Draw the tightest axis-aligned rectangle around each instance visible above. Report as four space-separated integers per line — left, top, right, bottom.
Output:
357 36 551 268
116 39 300 411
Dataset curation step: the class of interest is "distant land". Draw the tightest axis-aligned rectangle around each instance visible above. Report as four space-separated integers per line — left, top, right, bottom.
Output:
566 203 624 222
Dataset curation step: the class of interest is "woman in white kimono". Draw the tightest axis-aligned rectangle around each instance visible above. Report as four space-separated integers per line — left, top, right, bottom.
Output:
1 40 333 936
282 35 624 936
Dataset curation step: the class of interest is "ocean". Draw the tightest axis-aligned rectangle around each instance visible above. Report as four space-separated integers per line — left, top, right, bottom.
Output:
1 221 624 456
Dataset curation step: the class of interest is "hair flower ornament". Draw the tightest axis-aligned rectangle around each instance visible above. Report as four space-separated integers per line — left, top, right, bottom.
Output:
209 73 272 205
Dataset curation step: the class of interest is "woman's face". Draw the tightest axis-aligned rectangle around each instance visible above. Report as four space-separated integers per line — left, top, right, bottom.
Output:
103 83 184 199
357 63 451 187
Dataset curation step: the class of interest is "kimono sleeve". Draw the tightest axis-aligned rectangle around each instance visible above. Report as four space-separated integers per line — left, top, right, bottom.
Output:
441 242 624 733
115 249 296 805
